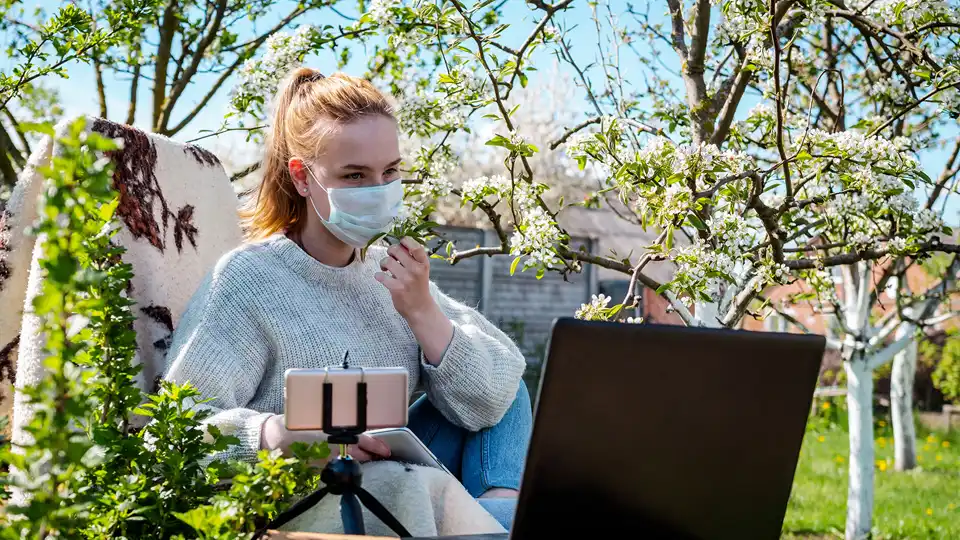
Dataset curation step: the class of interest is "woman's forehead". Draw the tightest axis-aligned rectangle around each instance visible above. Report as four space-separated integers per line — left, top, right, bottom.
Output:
317 116 400 168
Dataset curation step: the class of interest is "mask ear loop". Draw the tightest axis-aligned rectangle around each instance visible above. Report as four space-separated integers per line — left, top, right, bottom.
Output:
297 161 332 222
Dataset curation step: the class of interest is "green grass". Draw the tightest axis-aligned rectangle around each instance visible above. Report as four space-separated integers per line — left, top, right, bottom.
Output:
782 408 960 539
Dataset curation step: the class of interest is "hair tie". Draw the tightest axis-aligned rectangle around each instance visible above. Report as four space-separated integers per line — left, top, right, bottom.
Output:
300 71 325 85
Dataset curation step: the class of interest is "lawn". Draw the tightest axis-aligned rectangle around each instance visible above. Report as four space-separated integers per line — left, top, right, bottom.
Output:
782 405 960 539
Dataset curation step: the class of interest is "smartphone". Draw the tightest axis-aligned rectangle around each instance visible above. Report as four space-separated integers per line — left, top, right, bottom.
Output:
366 427 451 475
284 367 409 431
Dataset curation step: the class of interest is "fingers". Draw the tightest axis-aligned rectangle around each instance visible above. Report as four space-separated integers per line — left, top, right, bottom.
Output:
358 434 391 458
387 243 418 271
400 237 428 264
374 271 403 290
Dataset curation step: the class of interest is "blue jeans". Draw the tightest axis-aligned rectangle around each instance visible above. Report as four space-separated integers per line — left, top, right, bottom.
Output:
407 382 532 530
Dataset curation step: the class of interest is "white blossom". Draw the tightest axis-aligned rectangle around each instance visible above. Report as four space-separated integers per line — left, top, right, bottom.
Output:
229 25 315 116
576 294 612 320
368 0 401 27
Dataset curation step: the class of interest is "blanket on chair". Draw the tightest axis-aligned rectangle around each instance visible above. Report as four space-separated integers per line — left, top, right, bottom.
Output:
0 116 243 444
0 116 503 537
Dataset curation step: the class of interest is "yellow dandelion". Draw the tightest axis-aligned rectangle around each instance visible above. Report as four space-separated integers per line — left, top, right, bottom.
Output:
822 401 832 410
924 444 934 452
877 437 887 448
876 460 888 472
835 455 845 464
936 454 943 462
926 508 934 516
878 420 886 427
927 435 937 444
948 503 956 511
818 435 826 443
943 441 951 448
918 455 924 462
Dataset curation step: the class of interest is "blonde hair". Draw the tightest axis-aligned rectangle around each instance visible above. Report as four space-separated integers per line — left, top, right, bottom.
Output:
239 68 396 241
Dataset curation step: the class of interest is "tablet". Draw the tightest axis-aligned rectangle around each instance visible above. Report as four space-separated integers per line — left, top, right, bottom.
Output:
366 427 451 475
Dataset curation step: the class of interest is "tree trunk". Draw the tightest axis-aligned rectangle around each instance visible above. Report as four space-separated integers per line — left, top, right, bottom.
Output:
845 358 875 540
694 283 722 328
891 326 918 471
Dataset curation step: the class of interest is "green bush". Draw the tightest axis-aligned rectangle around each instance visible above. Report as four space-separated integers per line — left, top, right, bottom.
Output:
0 119 329 539
931 331 960 404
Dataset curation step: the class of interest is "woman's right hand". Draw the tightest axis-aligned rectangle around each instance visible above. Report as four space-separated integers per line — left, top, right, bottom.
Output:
259 414 391 463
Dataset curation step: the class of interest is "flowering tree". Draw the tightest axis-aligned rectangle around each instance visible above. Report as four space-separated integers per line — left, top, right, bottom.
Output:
770 255 959 536
176 0 960 538
0 1 159 192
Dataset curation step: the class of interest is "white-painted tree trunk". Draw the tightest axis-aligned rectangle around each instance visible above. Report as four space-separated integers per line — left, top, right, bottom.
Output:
891 325 918 471
694 300 720 328
845 357 875 540
694 283 723 328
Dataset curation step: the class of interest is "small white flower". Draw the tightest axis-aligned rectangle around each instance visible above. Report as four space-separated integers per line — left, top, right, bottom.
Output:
576 294 612 320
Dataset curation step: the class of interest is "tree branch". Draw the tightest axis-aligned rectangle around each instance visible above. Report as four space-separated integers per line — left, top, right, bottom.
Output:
158 0 229 132
710 51 752 146
2 107 30 158
664 0 688 61
230 161 262 182
126 42 142 125
927 135 960 209
152 1 179 131
867 80 960 137
785 241 960 270
549 117 601 150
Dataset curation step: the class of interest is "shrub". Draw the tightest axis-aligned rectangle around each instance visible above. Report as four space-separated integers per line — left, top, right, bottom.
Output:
0 119 329 539
931 331 960 404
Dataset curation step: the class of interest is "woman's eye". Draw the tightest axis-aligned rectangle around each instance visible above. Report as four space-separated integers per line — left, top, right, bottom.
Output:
384 168 400 179
344 172 363 180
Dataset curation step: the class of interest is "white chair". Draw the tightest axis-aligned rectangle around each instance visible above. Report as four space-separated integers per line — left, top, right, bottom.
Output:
0 115 243 442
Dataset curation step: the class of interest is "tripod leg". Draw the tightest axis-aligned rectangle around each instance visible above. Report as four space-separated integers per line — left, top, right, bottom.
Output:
340 489 366 536
355 486 413 537
254 487 331 539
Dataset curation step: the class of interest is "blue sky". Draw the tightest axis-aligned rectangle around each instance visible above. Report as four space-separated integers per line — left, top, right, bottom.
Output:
30 1 662 142
15 0 960 222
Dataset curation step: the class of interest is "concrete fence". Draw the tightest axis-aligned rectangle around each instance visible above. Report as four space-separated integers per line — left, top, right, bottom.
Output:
427 226 598 393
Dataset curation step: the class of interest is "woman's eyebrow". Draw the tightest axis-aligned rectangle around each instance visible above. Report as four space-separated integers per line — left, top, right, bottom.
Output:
341 158 402 170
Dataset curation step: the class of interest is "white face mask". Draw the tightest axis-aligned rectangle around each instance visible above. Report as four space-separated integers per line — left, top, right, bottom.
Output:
304 167 403 248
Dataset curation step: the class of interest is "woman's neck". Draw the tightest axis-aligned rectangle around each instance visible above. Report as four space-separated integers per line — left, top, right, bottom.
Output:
292 221 355 267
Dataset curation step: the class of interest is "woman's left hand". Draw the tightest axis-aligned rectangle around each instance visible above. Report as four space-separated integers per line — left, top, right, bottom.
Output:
375 237 438 322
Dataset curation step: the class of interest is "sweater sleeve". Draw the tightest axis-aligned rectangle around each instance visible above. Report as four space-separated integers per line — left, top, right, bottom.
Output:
162 269 273 464
419 282 526 432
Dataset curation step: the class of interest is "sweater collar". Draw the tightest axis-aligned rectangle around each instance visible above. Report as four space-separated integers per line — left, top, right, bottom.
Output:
266 233 373 283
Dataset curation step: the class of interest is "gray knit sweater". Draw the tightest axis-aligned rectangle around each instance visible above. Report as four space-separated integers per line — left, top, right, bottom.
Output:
162 234 526 462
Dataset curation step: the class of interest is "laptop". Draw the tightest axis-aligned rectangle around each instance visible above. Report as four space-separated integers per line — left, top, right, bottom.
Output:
508 318 825 540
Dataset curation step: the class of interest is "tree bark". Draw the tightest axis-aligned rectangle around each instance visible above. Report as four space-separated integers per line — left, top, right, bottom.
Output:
845 357 874 540
0 121 21 186
152 1 179 131
891 324 918 471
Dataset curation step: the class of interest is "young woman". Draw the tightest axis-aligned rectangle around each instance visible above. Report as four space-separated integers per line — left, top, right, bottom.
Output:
162 67 531 529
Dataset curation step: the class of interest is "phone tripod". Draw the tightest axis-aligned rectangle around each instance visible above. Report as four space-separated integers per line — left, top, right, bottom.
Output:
255 360 412 538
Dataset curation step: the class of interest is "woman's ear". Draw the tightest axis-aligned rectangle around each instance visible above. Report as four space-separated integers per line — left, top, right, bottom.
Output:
288 158 310 196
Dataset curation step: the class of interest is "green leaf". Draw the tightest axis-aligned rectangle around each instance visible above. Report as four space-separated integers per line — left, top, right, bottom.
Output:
18 122 55 137
486 134 511 148
510 256 522 275
687 213 706 230
519 71 528 88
